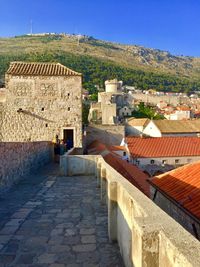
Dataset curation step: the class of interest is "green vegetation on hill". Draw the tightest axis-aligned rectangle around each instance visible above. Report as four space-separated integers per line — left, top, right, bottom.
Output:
1 35 200 92
1 51 200 93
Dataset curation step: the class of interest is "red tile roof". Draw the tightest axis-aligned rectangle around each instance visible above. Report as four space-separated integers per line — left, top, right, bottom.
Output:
87 140 150 196
87 140 126 155
87 140 110 155
127 137 200 158
104 153 150 197
7 62 82 76
150 161 200 220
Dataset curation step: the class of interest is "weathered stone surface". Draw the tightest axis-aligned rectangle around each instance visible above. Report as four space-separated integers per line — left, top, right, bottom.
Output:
72 244 96 252
1 71 83 146
37 253 57 264
80 228 95 235
0 165 124 266
81 235 96 244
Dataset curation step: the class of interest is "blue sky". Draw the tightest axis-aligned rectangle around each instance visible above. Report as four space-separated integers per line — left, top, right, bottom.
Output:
0 0 200 56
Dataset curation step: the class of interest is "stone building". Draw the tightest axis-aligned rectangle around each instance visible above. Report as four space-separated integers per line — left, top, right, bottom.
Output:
0 62 82 147
88 79 134 125
143 119 200 137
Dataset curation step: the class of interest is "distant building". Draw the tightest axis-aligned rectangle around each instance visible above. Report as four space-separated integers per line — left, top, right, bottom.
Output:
143 119 200 137
88 79 134 125
125 118 150 136
149 161 200 239
164 105 191 120
1 62 82 147
126 136 200 175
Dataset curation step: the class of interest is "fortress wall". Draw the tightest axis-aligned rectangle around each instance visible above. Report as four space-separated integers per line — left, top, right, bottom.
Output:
0 141 53 191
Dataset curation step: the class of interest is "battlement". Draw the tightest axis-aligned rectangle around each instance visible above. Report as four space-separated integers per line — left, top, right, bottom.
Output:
60 153 200 267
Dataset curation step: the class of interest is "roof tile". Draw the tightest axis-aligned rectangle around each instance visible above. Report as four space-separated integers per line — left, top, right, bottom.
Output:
127 136 200 158
6 62 82 76
150 161 200 220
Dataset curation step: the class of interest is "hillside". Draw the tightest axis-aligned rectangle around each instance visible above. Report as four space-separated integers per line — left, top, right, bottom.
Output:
0 34 200 92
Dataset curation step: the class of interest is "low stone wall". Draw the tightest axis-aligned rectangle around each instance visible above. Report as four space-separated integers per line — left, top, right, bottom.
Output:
0 141 53 190
60 154 96 176
85 125 125 147
60 155 200 267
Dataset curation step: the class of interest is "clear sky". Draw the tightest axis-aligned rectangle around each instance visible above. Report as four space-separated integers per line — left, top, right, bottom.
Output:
0 0 200 57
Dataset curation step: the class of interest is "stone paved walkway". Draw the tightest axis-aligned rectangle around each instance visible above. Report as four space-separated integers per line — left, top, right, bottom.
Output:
0 164 124 267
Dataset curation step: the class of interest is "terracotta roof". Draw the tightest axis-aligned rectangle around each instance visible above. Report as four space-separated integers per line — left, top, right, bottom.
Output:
104 153 150 196
107 145 126 151
87 140 108 155
176 105 191 111
87 140 149 196
150 161 200 220
153 120 200 133
6 62 82 76
127 136 200 158
127 118 150 127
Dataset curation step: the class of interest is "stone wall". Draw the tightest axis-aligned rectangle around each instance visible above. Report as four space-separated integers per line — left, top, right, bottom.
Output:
133 93 190 106
60 155 200 267
86 125 125 147
0 141 53 190
1 75 82 147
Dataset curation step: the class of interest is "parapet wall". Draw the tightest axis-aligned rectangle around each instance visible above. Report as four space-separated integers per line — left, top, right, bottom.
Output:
0 141 53 191
86 125 125 147
60 154 200 267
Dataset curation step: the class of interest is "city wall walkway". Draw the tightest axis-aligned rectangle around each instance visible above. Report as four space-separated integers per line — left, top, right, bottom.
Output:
0 164 124 267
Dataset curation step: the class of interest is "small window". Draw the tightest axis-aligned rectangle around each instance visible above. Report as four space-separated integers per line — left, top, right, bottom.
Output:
136 160 140 166
45 123 48 127
68 93 70 97
162 160 167 165
175 159 179 164
41 107 44 111
68 107 70 111
150 160 155 164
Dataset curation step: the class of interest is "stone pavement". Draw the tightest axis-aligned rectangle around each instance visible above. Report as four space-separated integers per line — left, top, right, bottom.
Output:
0 164 124 267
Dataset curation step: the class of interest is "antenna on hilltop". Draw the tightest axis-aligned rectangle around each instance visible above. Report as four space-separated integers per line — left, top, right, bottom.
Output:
30 20 33 35
77 34 81 46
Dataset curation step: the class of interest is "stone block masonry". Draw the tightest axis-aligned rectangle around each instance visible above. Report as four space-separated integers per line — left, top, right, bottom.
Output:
0 141 53 190
0 62 82 147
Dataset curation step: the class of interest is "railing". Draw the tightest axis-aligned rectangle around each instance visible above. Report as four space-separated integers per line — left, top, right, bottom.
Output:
60 154 200 267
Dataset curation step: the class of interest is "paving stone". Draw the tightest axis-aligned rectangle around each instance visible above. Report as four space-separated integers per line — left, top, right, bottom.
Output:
55 252 76 264
48 245 70 253
67 264 82 267
51 228 63 236
0 226 19 235
37 253 57 264
50 264 65 267
0 254 16 267
0 165 124 266
15 253 36 264
76 251 99 264
0 235 12 244
72 244 96 252
65 229 76 236
81 235 96 244
5 219 24 226
80 228 95 235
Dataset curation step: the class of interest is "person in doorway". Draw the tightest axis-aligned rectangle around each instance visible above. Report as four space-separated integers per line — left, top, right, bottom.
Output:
122 151 129 162
67 138 73 150
60 140 65 155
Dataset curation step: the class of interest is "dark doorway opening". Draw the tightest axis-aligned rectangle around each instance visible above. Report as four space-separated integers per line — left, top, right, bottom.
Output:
63 129 74 150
